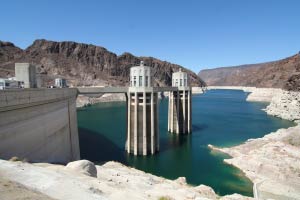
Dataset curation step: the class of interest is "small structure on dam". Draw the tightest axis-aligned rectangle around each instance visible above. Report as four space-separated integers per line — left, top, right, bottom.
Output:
15 63 37 88
168 69 192 134
126 61 159 155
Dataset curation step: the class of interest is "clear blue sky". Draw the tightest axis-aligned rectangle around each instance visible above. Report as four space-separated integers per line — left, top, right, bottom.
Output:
1 0 300 72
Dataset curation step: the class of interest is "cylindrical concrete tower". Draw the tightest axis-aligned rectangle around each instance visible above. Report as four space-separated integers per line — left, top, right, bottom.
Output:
126 61 159 155
168 69 192 134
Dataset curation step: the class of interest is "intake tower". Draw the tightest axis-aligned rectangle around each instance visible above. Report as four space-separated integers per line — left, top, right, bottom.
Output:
126 61 159 155
168 69 192 134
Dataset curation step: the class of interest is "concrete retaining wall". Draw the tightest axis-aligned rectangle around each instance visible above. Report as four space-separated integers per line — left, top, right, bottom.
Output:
0 88 80 163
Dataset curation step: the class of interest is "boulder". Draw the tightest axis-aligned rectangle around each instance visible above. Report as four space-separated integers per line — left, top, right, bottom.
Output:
195 185 218 199
175 177 187 185
65 160 97 177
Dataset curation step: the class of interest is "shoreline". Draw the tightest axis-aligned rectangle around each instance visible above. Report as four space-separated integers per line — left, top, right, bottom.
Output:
77 86 300 198
208 125 300 200
0 159 252 200
207 86 300 199
76 93 126 108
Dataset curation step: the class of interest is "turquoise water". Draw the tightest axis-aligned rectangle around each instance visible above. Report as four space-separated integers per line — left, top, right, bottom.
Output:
77 89 295 196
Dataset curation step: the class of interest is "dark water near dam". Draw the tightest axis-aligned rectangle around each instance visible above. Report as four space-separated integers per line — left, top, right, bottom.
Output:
77 89 294 196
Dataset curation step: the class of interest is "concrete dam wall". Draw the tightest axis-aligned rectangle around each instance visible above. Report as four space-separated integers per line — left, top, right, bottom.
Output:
0 88 80 163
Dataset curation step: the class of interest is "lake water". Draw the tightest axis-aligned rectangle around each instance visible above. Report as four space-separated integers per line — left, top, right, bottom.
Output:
77 89 295 196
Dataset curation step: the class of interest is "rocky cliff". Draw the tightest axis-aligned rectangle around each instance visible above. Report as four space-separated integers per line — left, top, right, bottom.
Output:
0 41 23 75
0 39 205 87
198 54 300 91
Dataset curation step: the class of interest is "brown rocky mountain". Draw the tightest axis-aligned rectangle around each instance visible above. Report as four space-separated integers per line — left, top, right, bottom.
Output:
0 42 23 73
0 39 205 87
198 54 300 91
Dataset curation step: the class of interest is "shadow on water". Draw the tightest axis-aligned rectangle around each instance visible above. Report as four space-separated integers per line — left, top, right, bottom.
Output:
78 127 127 165
160 134 190 152
192 124 209 132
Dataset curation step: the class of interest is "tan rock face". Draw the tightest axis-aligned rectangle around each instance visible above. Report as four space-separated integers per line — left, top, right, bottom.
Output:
244 88 300 122
265 91 300 122
245 88 282 102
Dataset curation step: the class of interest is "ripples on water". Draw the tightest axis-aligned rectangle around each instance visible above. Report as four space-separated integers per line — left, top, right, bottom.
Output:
77 89 295 196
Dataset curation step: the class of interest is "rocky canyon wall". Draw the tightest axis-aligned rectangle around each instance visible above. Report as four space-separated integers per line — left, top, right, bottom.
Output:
0 40 205 88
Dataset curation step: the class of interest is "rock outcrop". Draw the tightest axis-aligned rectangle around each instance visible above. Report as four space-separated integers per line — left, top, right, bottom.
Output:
0 41 23 76
0 41 23 63
265 90 300 123
245 88 282 102
0 39 205 87
241 87 300 122
65 160 97 177
199 54 300 91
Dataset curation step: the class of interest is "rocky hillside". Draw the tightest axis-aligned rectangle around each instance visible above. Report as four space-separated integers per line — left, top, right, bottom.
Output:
0 39 205 87
0 42 23 71
198 54 300 91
